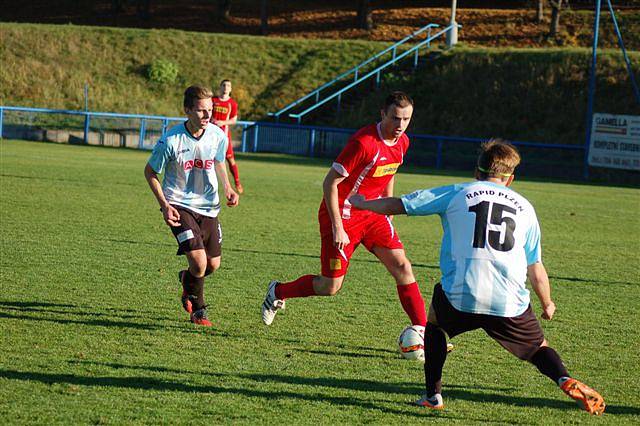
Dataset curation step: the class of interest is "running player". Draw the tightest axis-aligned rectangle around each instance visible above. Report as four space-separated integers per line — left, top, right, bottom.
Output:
212 79 243 194
262 92 428 336
349 139 605 415
144 85 239 327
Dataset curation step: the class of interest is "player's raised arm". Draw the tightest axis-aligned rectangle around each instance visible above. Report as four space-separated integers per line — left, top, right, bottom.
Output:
348 194 407 216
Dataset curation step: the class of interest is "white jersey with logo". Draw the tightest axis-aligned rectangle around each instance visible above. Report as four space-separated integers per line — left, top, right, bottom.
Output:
401 181 542 317
147 122 228 217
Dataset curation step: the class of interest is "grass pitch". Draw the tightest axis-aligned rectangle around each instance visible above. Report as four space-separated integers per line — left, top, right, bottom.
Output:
1 139 639 424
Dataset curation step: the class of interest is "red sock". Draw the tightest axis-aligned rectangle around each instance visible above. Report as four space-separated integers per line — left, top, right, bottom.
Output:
396 282 427 326
275 275 316 300
228 162 240 185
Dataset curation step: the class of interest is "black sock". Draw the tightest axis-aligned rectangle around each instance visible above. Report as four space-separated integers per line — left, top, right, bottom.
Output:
424 323 448 397
529 346 569 384
184 270 205 311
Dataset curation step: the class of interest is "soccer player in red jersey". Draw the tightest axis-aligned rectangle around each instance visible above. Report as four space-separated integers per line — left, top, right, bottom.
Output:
262 92 428 334
212 79 243 194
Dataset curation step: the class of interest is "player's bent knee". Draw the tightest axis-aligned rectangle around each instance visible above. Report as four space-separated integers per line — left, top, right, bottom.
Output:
315 276 344 296
205 257 221 275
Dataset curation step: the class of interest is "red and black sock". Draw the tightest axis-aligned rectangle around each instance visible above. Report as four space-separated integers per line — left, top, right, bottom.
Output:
275 275 316 300
396 282 427 327
184 270 205 310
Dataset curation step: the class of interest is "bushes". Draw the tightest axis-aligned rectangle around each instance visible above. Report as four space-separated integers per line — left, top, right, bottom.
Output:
147 59 179 84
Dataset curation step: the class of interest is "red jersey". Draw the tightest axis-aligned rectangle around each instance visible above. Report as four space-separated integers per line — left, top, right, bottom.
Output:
320 123 409 222
211 96 238 138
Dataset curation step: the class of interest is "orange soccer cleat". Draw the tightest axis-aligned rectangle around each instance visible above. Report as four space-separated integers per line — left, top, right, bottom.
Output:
190 307 212 327
415 393 444 410
560 378 606 415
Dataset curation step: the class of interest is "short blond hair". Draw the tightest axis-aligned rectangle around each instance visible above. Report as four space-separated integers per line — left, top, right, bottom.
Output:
183 85 213 109
476 139 521 179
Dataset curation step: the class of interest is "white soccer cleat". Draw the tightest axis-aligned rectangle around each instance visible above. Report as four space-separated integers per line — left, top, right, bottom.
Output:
262 280 286 325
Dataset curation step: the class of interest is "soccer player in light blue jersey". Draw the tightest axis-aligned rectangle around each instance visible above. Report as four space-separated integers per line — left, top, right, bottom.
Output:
144 85 239 327
349 139 605 415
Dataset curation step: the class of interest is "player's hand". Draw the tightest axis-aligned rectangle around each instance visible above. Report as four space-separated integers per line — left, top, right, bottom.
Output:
213 120 223 127
162 204 181 227
333 227 350 251
348 194 366 209
226 189 239 207
541 301 556 320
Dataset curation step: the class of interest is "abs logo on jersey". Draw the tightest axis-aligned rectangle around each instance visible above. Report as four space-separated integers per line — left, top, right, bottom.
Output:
372 162 400 177
184 159 214 171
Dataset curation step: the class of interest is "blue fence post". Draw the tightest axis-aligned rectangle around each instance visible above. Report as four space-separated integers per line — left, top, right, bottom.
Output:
309 129 316 157
436 139 443 169
427 27 432 48
0 107 3 138
253 124 259 152
376 71 381 88
337 93 342 114
392 46 396 60
414 48 419 68
83 113 91 144
241 124 247 153
583 0 602 180
138 119 147 149
161 119 168 138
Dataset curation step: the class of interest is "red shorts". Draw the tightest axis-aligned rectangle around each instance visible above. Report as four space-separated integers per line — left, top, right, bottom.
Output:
319 212 403 278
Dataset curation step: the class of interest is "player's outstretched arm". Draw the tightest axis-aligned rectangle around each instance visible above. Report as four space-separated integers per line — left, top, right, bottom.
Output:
348 194 407 216
527 262 556 320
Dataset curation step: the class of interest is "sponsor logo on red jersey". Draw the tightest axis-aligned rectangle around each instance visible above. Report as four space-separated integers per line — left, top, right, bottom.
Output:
184 159 214 171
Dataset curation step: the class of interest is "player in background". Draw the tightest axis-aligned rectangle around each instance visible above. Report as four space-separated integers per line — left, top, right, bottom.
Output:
349 139 605 415
262 92 429 337
212 79 243 194
144 85 239 327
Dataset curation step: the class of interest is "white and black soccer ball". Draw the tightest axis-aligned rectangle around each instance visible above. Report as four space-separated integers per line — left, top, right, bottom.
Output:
398 325 425 362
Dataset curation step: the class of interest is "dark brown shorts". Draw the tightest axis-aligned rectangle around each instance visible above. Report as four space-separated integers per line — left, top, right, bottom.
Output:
169 206 222 257
431 283 545 360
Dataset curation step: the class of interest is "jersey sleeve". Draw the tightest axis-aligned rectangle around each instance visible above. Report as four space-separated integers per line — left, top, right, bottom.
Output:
333 137 369 177
401 184 459 216
147 137 172 174
523 211 542 265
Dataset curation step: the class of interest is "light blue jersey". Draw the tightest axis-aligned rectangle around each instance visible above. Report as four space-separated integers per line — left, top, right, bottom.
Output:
147 122 228 218
401 181 541 317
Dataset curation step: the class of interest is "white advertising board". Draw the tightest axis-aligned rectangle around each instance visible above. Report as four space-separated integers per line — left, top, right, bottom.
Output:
588 113 640 171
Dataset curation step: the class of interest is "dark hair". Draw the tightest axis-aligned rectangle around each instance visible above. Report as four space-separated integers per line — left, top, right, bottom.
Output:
383 91 413 112
220 79 231 86
183 85 213 109
476 139 521 179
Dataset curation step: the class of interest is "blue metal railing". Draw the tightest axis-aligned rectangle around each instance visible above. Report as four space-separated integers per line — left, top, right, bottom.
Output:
289 23 460 123
0 105 589 178
0 106 255 150
268 23 441 122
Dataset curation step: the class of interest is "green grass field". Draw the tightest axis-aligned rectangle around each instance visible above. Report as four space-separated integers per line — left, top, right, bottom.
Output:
1 139 639 424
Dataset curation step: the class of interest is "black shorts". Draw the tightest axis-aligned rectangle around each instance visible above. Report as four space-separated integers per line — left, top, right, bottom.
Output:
431 283 545 360
169 206 222 257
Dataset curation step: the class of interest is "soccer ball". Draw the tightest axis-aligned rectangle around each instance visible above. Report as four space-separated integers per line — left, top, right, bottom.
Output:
398 325 425 362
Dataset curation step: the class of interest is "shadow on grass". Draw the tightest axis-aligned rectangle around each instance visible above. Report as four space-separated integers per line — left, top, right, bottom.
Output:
4 368 634 419
0 301 220 335
0 369 445 420
103 239 440 270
